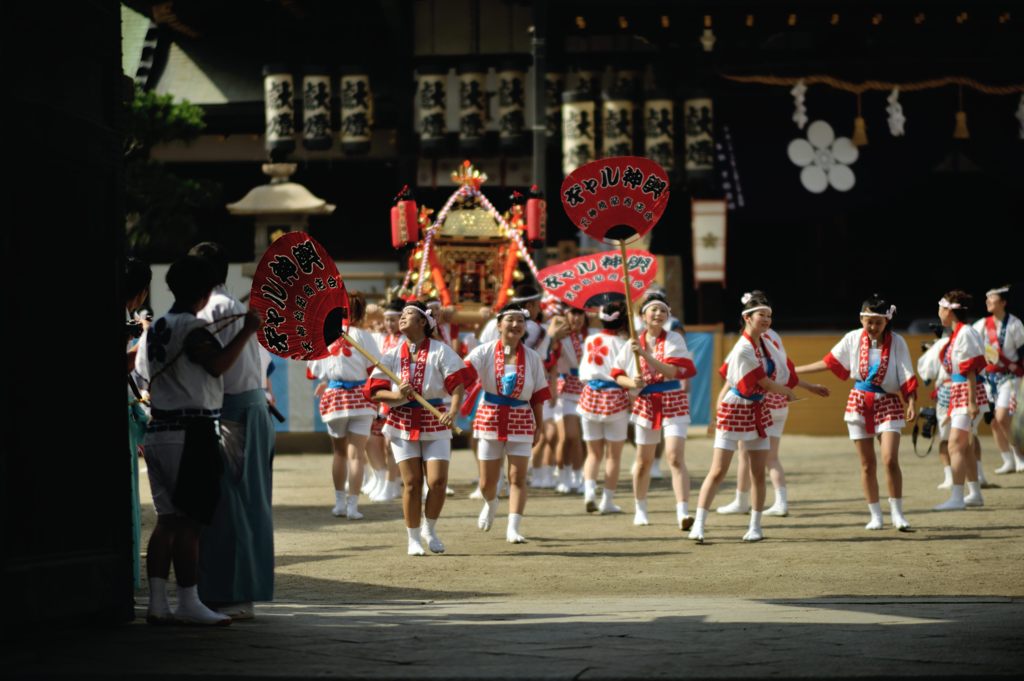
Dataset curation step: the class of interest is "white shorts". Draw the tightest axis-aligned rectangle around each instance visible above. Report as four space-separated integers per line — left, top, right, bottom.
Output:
714 432 770 452
949 413 984 434
635 422 688 446
555 397 580 420
477 439 532 460
390 437 451 464
765 410 788 439
989 377 1019 411
325 414 373 439
581 416 629 442
847 420 904 441
142 431 186 517
542 402 556 421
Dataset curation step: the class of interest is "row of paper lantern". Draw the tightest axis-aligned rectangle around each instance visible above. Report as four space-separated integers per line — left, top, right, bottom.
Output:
415 65 716 177
262 65 373 157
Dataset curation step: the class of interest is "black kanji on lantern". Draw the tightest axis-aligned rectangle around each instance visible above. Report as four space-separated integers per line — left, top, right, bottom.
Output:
268 114 294 138
304 81 330 110
269 80 293 109
292 241 325 273
685 105 713 136
342 80 370 109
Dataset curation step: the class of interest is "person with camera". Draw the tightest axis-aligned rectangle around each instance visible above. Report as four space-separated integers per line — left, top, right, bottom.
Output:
973 285 1024 475
795 295 917 531
917 332 956 488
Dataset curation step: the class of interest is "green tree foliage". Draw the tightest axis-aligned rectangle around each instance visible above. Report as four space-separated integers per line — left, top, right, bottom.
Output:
124 86 220 257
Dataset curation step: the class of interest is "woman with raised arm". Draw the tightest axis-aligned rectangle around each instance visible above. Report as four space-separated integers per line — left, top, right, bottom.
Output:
690 292 799 543
365 302 470 555
795 295 919 529
465 304 551 544
612 292 698 530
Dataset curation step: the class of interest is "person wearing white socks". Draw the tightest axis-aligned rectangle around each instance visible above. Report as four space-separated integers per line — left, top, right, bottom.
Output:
551 306 587 494
917 332 958 490
717 328 830 518
691 293 800 543
464 304 552 543
135 256 260 625
796 294 918 530
612 293 699 530
578 302 632 515
929 291 990 509
308 294 379 522
365 302 470 555
973 285 1024 476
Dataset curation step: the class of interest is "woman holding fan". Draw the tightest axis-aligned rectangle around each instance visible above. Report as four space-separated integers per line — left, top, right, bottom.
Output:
365 302 470 555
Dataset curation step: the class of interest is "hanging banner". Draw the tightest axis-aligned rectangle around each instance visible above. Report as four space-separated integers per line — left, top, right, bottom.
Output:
537 249 658 308
691 199 727 287
251 232 349 361
560 156 670 242
643 95 674 171
302 69 332 151
340 69 373 154
562 92 596 176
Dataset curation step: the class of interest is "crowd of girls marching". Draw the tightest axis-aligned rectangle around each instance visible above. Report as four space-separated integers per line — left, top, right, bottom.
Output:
313 282 1021 554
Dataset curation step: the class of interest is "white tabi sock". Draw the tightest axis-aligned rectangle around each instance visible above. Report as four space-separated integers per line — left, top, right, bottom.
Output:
407 527 425 555
147 577 170 620
332 491 347 517
507 513 526 543
584 479 598 496
420 517 444 553
889 497 910 530
633 498 649 526
743 510 764 542
765 487 788 516
676 501 689 523
934 484 965 511
938 465 954 488
1013 446 1024 471
174 584 230 625
965 480 984 506
995 451 1015 474
717 490 750 514
866 502 883 530
976 460 988 485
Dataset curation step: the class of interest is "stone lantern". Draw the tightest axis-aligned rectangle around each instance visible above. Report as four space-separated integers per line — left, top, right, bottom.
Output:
226 163 336 277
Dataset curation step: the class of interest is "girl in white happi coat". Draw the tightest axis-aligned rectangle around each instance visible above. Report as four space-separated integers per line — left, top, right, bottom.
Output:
365 302 470 556
464 304 551 544
612 292 698 530
973 285 1024 474
716 314 830 519
308 294 379 520
796 295 918 530
931 291 989 510
690 292 800 543
578 301 631 515
552 306 588 494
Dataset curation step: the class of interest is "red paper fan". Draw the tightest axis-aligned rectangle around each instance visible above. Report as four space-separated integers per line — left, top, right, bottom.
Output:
250 232 349 361
560 157 670 242
537 250 658 308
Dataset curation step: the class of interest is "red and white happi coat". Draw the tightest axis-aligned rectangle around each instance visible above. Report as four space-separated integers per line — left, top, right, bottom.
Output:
307 327 380 420
364 338 472 441
464 340 550 442
577 330 631 421
717 333 778 439
760 329 800 413
941 323 989 416
554 331 586 399
823 329 918 432
612 329 697 430
973 314 1024 378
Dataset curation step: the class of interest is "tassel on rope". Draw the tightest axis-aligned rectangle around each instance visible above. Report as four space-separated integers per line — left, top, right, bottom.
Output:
852 93 868 146
953 85 970 139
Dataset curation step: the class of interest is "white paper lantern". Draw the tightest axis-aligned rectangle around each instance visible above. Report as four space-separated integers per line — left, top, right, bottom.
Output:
340 68 373 154
263 65 295 158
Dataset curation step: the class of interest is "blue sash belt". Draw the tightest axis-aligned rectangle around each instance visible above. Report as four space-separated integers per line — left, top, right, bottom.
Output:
588 379 621 391
559 368 580 378
483 392 529 407
641 380 682 395
328 379 367 390
950 374 968 384
729 388 763 402
854 381 887 393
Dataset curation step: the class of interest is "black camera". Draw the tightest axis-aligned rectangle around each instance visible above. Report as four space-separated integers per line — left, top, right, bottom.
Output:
126 319 145 340
919 407 937 439
928 322 944 339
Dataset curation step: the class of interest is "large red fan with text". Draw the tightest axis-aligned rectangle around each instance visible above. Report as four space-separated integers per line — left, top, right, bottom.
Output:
537 250 658 309
250 232 349 361
560 156 670 243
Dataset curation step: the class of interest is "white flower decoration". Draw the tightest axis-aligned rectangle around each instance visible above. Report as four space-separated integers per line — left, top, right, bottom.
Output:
787 120 858 193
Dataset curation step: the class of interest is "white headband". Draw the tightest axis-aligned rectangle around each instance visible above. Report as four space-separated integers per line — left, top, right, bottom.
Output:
403 305 437 330
986 287 1010 297
496 306 529 321
938 298 963 310
599 309 621 322
641 299 671 315
743 305 772 316
383 309 402 317
511 292 541 303
861 305 897 320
